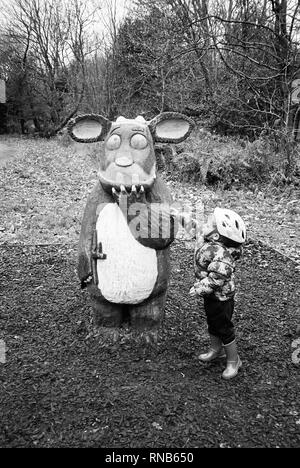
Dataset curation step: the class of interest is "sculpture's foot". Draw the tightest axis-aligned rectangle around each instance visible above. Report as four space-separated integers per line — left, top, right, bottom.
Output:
87 293 166 347
92 297 124 328
129 293 166 340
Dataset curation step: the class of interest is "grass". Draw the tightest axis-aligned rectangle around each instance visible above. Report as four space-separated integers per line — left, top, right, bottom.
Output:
0 135 299 266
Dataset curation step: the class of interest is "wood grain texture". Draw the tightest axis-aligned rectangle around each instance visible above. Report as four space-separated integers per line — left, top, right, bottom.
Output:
95 203 158 304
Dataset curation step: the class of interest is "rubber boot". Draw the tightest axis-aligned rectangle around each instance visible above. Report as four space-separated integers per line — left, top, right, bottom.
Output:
222 340 242 380
198 334 226 362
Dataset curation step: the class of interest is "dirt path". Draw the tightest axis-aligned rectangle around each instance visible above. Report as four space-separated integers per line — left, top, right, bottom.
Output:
0 242 299 448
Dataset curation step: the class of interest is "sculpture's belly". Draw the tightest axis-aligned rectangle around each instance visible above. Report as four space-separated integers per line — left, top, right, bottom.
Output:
96 204 158 304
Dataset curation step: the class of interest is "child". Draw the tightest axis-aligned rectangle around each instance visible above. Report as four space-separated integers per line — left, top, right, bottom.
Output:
190 207 246 380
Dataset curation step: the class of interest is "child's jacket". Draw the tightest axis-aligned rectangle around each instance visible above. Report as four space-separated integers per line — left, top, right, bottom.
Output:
194 237 242 301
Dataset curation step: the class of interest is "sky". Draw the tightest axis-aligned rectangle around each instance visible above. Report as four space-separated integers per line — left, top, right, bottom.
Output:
94 0 133 34
0 0 133 31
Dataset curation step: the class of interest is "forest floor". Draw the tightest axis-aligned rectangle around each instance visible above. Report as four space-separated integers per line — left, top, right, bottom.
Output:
0 140 18 168
0 136 299 448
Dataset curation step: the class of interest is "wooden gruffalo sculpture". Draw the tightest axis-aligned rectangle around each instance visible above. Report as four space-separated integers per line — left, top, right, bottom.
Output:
68 112 194 336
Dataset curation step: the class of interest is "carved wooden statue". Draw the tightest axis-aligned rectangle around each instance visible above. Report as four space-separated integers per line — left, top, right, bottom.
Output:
68 112 194 334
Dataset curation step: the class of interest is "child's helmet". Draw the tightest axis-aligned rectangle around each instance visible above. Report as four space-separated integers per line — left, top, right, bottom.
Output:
214 207 246 244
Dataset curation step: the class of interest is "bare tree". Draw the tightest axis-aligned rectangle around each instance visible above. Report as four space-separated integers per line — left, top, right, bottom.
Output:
142 0 300 135
90 0 131 118
2 0 100 134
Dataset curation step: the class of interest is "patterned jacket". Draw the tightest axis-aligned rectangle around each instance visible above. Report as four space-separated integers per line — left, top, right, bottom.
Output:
193 237 242 301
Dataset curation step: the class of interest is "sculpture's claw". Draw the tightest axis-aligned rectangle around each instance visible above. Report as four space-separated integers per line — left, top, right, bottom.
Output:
112 187 120 203
135 185 146 202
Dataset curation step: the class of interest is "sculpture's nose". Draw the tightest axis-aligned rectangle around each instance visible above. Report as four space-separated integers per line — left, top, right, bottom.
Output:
115 156 133 167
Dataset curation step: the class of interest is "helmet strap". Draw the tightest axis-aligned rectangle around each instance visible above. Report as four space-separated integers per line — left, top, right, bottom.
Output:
204 229 220 241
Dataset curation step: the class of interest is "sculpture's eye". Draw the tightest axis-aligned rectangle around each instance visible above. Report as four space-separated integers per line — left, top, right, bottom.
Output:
131 134 148 150
106 134 121 150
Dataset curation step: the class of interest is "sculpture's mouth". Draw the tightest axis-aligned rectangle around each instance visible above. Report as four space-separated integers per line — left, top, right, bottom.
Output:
98 162 156 193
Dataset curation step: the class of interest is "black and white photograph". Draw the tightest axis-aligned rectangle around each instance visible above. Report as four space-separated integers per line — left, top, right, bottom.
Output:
0 0 299 451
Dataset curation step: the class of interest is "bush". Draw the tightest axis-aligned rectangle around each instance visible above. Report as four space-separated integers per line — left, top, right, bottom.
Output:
167 127 300 189
171 152 202 182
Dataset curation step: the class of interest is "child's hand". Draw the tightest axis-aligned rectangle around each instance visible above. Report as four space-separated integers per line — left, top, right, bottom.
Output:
199 271 208 279
190 281 211 298
170 208 197 238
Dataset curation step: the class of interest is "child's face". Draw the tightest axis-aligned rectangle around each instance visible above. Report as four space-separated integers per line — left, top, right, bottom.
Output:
202 214 217 238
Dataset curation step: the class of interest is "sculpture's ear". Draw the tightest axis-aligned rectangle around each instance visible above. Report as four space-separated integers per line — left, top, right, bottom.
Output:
148 112 195 143
68 114 112 143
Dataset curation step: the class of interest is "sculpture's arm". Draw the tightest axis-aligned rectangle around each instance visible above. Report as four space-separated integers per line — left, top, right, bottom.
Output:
128 177 178 250
78 183 104 288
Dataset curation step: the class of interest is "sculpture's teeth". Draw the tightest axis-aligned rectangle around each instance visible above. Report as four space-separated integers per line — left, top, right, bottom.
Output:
116 172 125 184
132 174 139 185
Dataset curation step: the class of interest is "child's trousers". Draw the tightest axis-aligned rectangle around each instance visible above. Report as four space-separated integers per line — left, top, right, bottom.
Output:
203 296 235 345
